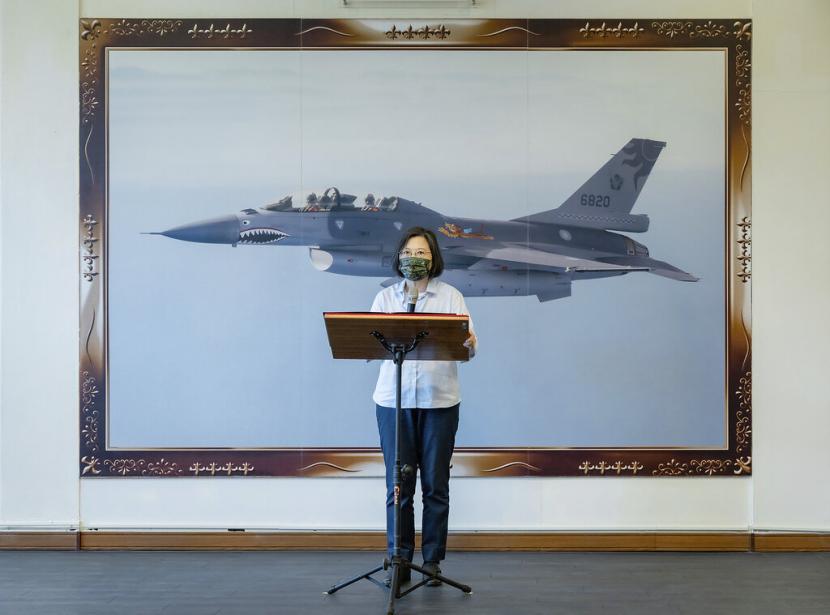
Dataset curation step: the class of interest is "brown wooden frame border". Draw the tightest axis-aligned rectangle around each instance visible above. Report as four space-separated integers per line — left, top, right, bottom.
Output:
79 18 752 478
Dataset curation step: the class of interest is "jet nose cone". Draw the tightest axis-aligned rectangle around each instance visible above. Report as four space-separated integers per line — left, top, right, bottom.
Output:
154 214 239 244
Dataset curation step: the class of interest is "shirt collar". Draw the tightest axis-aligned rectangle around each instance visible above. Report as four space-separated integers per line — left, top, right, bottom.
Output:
396 277 439 299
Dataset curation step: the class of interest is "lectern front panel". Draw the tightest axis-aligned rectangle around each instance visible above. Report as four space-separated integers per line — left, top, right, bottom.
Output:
324 312 470 361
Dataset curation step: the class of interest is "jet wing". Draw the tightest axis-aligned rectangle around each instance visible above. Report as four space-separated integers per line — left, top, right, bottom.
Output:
449 243 650 273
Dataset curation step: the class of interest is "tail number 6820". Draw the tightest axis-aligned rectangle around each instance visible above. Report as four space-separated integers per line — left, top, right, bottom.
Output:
580 193 611 208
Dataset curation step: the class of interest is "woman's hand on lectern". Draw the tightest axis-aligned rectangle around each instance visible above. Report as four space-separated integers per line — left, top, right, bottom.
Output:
463 332 477 358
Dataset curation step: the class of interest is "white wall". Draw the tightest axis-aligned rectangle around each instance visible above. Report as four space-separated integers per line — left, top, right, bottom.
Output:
751 0 830 532
0 0 80 528
0 0 4 515
2 0 827 533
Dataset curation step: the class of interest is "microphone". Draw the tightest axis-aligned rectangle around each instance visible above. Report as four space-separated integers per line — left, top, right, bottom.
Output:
407 284 419 313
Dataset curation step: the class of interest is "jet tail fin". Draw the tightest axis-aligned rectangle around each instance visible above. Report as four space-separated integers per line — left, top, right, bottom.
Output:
513 138 666 233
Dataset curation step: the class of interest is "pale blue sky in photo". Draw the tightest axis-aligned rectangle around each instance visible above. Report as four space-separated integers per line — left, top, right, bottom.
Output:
107 49 725 448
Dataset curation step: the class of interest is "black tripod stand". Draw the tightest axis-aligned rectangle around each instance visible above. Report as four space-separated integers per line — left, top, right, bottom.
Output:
325 329 472 615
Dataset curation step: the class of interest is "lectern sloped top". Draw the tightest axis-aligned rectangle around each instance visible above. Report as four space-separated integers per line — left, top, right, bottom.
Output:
324 312 470 361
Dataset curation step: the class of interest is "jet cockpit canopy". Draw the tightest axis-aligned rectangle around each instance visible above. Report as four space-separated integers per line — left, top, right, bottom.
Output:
262 195 296 212
362 195 398 212
302 187 358 212
260 188 405 213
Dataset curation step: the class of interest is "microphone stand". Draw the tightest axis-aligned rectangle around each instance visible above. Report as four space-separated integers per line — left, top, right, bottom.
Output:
407 281 419 313
325 325 472 614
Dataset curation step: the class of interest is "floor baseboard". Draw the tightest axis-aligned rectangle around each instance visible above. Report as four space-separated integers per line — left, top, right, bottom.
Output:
0 532 79 550
2 531 827 552
753 532 830 552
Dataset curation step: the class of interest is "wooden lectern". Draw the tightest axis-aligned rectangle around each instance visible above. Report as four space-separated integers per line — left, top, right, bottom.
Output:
324 312 471 361
323 312 473 614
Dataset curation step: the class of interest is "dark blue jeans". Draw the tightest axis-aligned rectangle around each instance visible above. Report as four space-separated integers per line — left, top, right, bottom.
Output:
376 403 460 563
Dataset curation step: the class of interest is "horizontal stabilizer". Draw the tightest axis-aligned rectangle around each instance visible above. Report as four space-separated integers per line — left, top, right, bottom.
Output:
598 256 699 282
455 244 644 273
536 285 571 303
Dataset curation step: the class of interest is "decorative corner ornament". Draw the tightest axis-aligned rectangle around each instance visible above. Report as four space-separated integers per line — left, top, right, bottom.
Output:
80 455 101 475
733 21 752 41
80 19 102 42
733 456 751 475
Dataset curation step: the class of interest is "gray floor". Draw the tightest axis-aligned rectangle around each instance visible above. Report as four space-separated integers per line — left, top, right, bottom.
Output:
0 551 828 615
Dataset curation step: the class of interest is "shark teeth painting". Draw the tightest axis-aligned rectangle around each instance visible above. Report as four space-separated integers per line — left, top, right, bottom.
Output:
238 228 289 245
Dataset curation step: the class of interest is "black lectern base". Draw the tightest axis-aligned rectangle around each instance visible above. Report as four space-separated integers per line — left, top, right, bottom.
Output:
325 555 472 615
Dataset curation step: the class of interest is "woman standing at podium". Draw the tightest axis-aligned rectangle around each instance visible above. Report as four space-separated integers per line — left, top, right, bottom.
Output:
370 226 477 586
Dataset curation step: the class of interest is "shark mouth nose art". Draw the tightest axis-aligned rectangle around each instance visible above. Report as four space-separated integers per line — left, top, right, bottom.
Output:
239 228 289 245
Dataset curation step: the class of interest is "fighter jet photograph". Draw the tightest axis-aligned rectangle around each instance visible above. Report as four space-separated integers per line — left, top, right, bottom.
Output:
107 48 726 452
150 138 698 303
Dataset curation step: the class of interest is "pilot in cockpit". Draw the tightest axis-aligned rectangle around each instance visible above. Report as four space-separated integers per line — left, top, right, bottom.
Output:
363 193 379 212
318 193 333 211
304 192 319 212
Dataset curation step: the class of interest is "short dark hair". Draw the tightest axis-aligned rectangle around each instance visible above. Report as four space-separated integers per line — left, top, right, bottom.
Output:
392 227 445 278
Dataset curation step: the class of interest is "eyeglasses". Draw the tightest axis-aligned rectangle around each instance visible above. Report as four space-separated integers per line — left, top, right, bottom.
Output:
399 249 431 258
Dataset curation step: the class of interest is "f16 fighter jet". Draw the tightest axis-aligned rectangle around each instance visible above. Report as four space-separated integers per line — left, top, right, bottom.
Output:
151 138 698 302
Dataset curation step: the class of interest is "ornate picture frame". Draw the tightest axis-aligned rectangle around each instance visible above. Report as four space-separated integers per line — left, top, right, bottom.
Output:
79 18 751 478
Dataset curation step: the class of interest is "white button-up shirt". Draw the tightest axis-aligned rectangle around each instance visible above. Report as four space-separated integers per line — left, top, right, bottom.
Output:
371 278 476 409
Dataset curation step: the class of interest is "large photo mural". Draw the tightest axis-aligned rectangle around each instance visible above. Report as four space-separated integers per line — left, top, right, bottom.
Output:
79 19 752 477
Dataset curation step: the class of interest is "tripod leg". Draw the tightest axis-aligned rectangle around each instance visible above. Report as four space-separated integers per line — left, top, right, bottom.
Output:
385 563 400 614
324 563 384 595
430 571 472 594
408 561 472 594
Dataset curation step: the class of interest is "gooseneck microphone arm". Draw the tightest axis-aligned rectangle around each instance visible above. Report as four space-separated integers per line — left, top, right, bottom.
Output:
407 283 419 313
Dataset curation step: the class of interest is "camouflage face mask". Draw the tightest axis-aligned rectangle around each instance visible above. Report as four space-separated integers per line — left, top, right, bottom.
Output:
399 256 431 281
